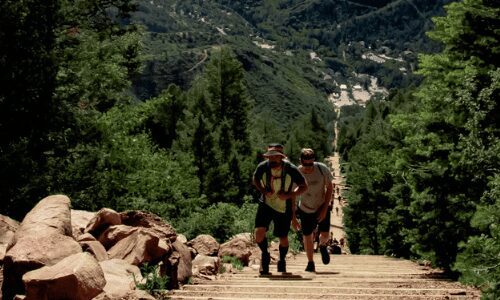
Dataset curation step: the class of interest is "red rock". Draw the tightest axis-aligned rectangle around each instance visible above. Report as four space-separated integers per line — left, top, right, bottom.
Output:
23 252 105 300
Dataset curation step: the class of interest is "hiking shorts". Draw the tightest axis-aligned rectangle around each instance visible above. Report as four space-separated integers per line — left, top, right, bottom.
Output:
297 207 331 236
254 202 291 238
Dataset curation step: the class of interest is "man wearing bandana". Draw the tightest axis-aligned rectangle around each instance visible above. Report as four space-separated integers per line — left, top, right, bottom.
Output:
252 143 307 275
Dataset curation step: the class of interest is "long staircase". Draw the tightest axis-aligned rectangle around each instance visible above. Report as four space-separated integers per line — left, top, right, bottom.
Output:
167 252 480 299
167 150 480 299
167 116 480 299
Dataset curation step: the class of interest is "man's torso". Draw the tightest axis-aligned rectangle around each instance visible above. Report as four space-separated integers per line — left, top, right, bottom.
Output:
298 163 328 213
254 161 303 213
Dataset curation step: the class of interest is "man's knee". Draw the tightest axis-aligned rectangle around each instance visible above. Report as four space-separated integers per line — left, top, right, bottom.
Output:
255 227 267 242
279 236 289 247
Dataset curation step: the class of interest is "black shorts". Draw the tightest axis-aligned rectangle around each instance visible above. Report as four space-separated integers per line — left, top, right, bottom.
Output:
254 202 292 238
297 207 331 236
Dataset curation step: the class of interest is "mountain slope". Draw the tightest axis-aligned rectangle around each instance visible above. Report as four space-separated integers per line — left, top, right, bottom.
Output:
130 0 454 127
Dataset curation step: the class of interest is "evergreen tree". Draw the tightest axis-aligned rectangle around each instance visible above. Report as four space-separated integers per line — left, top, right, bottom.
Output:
204 47 252 154
0 0 140 219
186 47 254 204
192 114 216 196
388 0 500 276
0 0 59 219
146 84 186 149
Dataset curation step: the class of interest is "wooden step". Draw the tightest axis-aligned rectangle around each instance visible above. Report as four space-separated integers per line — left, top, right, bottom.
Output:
166 254 480 300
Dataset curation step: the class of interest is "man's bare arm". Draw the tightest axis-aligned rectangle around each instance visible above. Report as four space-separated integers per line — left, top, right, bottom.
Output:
318 179 333 221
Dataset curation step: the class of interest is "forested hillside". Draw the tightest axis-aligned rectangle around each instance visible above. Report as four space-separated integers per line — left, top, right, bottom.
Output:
337 0 500 297
1 0 498 298
130 0 452 126
0 0 332 242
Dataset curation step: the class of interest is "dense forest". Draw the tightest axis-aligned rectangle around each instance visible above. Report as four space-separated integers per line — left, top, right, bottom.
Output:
0 0 332 241
337 0 499 297
0 0 499 298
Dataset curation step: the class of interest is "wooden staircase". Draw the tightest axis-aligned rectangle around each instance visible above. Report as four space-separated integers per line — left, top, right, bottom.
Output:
165 123 480 299
166 253 480 299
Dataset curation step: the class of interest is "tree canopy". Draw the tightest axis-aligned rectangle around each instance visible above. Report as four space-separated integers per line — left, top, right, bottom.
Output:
338 0 500 296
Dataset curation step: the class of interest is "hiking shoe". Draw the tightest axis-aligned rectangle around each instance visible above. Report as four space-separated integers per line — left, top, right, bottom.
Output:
320 245 330 264
277 260 286 273
305 261 315 272
260 252 270 275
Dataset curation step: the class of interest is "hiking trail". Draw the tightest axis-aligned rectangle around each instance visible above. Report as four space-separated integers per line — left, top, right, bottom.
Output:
166 252 480 299
166 112 480 299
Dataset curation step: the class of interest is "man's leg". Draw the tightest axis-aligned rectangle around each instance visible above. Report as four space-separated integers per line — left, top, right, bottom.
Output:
277 236 289 272
255 227 270 275
303 233 314 262
255 203 272 275
319 231 330 245
298 209 316 272
318 211 331 265
273 209 292 273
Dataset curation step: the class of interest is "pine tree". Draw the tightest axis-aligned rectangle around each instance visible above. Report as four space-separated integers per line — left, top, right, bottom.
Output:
189 47 254 204
192 114 216 196
204 47 251 154
146 84 186 149
0 0 140 219
390 0 500 274
0 0 59 218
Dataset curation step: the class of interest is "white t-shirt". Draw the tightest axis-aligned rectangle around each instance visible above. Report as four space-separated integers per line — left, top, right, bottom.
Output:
298 162 333 213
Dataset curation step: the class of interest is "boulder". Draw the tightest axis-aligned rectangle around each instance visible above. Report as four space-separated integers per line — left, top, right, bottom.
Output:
107 230 165 266
222 263 234 274
0 214 19 263
79 240 108 262
85 208 121 238
98 225 138 249
171 240 192 284
77 233 98 242
187 234 219 256
219 235 253 266
71 210 96 239
14 195 73 240
192 254 220 276
22 252 105 300
160 252 179 290
2 195 81 299
120 211 177 242
99 259 143 299
176 234 187 244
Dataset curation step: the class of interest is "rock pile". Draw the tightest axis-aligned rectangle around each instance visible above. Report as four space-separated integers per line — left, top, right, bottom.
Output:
0 195 257 300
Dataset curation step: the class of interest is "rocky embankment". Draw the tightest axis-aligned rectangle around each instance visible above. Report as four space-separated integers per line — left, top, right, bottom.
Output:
0 195 258 300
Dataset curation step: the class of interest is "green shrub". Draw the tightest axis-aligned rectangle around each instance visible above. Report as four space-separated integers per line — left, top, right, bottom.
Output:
134 263 169 292
288 230 304 254
176 200 257 242
221 255 244 271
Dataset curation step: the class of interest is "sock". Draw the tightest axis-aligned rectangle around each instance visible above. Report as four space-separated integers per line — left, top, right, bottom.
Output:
279 245 288 261
258 239 268 254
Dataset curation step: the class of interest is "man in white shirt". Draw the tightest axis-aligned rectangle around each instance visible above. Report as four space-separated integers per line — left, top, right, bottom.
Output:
296 148 334 272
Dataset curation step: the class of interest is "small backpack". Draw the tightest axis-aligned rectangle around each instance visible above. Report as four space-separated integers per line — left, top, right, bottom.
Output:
264 160 294 194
